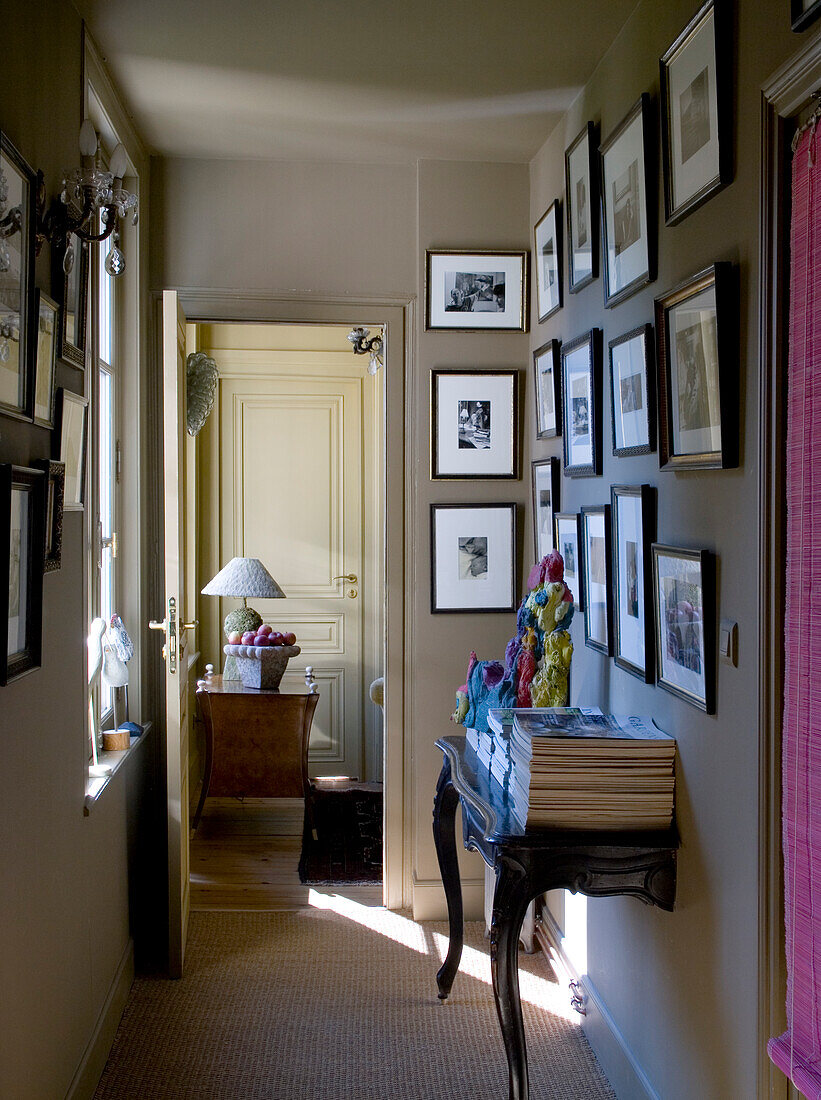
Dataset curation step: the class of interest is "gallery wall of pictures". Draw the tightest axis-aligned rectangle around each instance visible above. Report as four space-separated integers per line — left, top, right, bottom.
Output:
522 0 742 717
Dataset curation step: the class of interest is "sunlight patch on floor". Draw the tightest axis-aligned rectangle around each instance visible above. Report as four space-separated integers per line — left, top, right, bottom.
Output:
307 890 431 954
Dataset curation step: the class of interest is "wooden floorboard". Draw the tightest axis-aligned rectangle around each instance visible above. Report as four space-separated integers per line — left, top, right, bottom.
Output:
190 800 384 912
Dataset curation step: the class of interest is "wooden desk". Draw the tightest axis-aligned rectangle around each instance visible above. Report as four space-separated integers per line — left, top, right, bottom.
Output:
194 676 319 830
433 736 677 1100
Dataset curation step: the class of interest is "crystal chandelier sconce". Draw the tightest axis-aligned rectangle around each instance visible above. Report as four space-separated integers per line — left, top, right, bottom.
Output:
347 326 384 374
58 120 138 277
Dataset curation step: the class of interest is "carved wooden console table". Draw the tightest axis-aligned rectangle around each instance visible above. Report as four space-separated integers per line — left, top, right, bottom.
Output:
432 735 678 1100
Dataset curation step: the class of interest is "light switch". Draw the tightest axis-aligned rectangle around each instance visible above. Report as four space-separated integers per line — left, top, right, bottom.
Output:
720 619 738 666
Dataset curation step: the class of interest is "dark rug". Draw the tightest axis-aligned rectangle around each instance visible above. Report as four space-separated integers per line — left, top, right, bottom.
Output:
298 780 383 885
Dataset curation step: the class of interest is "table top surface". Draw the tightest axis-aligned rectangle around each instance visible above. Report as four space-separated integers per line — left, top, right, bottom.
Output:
436 735 679 852
196 674 314 696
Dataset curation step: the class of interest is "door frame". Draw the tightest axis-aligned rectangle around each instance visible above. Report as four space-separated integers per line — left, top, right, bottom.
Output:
149 287 414 911
758 31 821 1100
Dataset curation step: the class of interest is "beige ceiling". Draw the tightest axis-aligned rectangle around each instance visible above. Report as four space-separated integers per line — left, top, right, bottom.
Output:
76 0 637 164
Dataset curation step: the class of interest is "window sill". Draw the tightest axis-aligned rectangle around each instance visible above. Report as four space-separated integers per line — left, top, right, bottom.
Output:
84 721 152 814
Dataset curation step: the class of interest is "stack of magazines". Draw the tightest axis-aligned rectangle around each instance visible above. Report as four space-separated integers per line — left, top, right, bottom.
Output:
478 708 676 831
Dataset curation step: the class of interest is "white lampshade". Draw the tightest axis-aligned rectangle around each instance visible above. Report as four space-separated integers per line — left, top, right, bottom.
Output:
109 143 128 179
79 119 98 157
201 557 285 599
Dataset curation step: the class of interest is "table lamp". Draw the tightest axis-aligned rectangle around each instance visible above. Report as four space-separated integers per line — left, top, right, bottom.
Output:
202 557 285 676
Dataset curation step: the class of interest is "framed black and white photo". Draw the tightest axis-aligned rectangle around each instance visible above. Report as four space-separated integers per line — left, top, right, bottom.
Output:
430 502 516 613
425 250 529 332
0 132 36 421
581 504 612 655
655 263 736 470
561 329 602 477
792 0 821 30
554 511 584 610
531 458 560 563
660 0 731 225
565 122 599 293
533 339 561 439
534 200 562 321
612 484 656 682
59 228 88 370
431 369 519 478
55 389 88 510
36 459 65 574
652 543 715 712
32 290 59 429
0 464 45 685
600 94 655 308
609 324 655 457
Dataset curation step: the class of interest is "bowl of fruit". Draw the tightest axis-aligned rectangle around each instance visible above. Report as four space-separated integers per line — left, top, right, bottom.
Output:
224 625 300 690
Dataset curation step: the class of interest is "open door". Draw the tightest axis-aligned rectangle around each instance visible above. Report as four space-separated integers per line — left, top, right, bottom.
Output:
152 290 196 977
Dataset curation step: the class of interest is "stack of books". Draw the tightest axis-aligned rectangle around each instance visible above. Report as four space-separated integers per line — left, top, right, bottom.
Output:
471 708 675 831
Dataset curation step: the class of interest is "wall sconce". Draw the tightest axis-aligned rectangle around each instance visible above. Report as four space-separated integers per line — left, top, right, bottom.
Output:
57 120 138 277
347 326 384 374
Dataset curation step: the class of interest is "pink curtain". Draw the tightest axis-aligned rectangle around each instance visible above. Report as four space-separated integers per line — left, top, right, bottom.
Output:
768 119 821 1096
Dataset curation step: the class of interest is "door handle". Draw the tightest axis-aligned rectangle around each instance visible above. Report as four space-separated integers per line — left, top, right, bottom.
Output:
181 620 198 633
332 574 358 584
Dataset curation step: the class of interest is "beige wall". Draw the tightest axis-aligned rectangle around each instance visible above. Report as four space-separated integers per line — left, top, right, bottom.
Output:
527 0 799 1097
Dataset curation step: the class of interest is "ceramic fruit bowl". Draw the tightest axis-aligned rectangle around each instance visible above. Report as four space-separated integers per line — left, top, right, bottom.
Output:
223 644 300 689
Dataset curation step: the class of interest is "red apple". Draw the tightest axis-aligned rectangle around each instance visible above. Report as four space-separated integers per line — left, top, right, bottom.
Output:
270 632 284 645
254 634 270 646
241 632 256 645
282 632 296 646
257 624 273 636
228 631 242 644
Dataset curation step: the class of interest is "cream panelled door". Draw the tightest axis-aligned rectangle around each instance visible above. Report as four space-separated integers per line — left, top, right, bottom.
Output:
220 372 364 778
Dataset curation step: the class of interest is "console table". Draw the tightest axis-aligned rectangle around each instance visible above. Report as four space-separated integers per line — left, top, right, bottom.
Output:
432 736 678 1100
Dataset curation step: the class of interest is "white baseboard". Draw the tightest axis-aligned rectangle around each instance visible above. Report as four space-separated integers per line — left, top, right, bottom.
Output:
411 874 484 921
537 909 657 1100
65 938 134 1100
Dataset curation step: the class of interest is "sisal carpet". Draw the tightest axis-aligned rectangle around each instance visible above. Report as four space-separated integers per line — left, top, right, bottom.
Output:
95 909 614 1099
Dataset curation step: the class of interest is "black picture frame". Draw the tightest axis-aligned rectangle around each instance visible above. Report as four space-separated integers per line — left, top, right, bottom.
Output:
609 323 656 457
31 289 59 429
534 199 562 321
660 0 732 226
430 368 519 479
554 511 584 611
0 132 36 422
565 122 599 293
533 339 561 439
430 502 517 614
655 262 737 470
36 459 65 574
54 388 88 509
792 0 821 32
531 458 560 563
611 484 656 682
0 464 45 685
425 249 529 332
581 504 612 655
561 328 602 478
600 94 656 308
58 227 88 370
652 543 715 713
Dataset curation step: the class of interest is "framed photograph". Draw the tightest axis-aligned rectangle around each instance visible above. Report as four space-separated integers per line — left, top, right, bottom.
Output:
554 512 583 610
0 132 36 421
430 502 517 613
652 543 715 712
533 339 561 439
55 389 88 510
534 200 562 321
561 329 602 477
531 458 560 562
0 464 45 685
600 94 655 308
655 262 736 469
59 228 88 370
425 250 529 332
581 504 612 655
565 122 599 293
36 459 65 574
609 324 655 457
32 290 59 429
431 369 519 479
611 485 656 682
792 0 821 30
660 0 731 225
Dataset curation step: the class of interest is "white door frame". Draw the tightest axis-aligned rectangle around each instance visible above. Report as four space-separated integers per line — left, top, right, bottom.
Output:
165 287 414 911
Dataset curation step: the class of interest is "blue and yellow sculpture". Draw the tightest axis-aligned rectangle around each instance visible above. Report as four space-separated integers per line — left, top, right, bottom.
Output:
451 551 575 730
